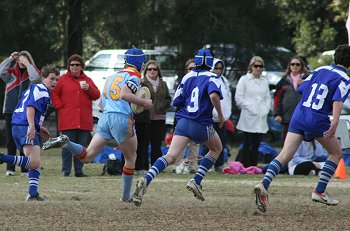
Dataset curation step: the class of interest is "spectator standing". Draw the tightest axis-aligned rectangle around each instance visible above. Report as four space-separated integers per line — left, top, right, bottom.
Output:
0 65 59 201
0 51 41 176
173 59 200 174
142 60 171 165
199 58 232 172
235 56 271 167
274 56 309 144
51 54 100 177
134 83 152 174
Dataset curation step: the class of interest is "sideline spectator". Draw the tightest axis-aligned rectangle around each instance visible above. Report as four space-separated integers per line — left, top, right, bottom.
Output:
142 60 171 166
51 54 100 177
0 51 41 176
288 140 326 175
235 56 271 167
274 56 309 144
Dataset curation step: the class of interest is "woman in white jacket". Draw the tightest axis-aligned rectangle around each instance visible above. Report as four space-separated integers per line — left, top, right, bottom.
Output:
235 56 271 167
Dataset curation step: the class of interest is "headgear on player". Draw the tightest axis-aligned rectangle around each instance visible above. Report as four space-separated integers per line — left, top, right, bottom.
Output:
194 49 214 68
125 47 145 71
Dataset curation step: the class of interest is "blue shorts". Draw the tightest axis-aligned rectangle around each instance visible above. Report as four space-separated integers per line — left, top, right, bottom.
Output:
12 125 41 152
174 118 215 143
96 112 135 144
289 117 329 141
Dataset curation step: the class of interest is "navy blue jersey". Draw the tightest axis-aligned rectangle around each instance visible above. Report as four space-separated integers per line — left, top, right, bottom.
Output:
12 83 51 132
173 69 222 125
290 64 350 136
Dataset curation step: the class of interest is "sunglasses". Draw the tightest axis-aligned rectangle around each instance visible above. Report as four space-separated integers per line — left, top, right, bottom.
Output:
188 67 195 71
290 63 301 67
70 63 81 67
253 65 263 68
215 67 223 70
147 68 158 71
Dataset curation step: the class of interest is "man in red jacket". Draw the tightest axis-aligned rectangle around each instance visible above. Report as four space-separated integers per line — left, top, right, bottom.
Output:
51 54 100 177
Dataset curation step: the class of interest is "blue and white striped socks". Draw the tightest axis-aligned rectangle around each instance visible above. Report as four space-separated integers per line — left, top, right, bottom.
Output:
262 159 283 190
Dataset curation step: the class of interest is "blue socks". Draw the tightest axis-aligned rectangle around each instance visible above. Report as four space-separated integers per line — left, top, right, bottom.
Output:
0 154 30 169
145 157 168 186
122 166 135 201
316 160 337 193
28 168 40 197
262 159 283 190
193 155 216 185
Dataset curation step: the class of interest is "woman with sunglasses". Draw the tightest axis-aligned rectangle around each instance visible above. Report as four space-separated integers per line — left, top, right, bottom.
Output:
235 56 271 167
51 54 100 177
134 60 171 171
0 51 41 176
274 56 309 145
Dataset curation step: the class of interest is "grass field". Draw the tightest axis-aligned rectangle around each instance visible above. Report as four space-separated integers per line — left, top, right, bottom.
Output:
0 147 349 231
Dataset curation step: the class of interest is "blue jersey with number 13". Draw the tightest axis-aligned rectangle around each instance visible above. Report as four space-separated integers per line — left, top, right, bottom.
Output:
292 64 350 130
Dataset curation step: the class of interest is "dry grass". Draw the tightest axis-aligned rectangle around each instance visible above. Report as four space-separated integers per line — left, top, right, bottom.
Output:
0 147 349 231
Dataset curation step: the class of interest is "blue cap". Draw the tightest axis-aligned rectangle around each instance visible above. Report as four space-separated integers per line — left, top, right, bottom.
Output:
194 49 214 68
125 48 145 71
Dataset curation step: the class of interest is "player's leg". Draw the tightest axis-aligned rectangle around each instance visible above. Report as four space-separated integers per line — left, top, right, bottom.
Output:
254 132 303 212
0 125 39 170
118 135 137 202
133 135 190 206
72 134 109 163
312 136 341 205
186 132 222 201
22 145 44 201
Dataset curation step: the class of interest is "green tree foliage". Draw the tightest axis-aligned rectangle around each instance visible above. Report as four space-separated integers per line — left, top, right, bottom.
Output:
0 0 348 69
275 0 348 56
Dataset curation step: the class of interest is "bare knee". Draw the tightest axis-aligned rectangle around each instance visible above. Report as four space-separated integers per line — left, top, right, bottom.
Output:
165 153 176 165
28 159 41 169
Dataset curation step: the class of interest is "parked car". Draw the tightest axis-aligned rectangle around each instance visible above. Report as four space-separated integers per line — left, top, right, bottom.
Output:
83 49 179 119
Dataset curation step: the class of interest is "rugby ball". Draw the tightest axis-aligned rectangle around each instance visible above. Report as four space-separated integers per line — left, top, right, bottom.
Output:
131 86 151 114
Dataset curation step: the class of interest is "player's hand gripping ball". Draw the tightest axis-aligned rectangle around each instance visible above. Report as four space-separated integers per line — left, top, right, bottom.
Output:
131 86 151 114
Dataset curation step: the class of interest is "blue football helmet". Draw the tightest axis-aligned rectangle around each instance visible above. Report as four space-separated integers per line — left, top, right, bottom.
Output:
194 49 214 68
125 48 145 71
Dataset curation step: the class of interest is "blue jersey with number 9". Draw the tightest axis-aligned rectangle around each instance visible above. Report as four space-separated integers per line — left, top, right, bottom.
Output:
173 69 222 126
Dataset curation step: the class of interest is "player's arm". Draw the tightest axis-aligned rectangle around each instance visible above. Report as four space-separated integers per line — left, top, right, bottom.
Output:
26 106 36 141
210 91 224 128
324 101 343 140
120 82 152 109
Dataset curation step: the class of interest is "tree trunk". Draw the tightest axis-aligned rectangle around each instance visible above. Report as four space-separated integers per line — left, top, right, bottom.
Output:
68 0 83 57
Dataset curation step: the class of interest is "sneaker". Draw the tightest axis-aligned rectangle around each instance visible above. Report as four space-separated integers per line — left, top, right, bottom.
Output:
254 183 268 212
42 135 69 150
25 193 45 202
120 197 133 203
20 172 29 177
312 190 339 206
133 177 147 207
5 170 15 176
186 179 205 201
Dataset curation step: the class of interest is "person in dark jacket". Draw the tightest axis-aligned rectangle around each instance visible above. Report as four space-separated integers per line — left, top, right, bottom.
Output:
0 51 41 176
274 56 309 145
140 60 171 166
